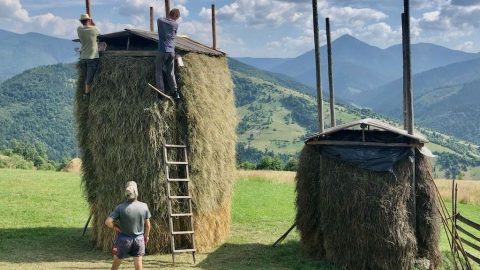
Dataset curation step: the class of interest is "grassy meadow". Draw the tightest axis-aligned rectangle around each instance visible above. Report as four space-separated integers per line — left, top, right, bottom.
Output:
0 169 479 269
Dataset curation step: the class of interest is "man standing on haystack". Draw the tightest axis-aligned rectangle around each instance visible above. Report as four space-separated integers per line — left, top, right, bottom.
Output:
77 14 100 100
156 8 181 100
105 181 151 270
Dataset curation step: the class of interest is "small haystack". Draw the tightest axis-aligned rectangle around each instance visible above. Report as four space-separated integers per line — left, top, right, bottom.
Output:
295 119 441 270
75 30 236 253
63 158 82 173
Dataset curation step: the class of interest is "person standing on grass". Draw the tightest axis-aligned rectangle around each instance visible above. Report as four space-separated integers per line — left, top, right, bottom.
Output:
77 14 100 100
105 181 151 270
155 8 181 100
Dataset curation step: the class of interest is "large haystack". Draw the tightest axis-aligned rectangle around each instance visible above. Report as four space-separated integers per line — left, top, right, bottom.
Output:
75 51 236 253
296 120 441 270
63 158 82 173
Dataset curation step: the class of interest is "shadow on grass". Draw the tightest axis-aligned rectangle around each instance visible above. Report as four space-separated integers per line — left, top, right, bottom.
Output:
197 240 339 270
0 227 110 263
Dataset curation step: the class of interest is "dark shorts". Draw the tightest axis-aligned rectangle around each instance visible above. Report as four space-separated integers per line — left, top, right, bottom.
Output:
82 58 99 85
113 234 145 259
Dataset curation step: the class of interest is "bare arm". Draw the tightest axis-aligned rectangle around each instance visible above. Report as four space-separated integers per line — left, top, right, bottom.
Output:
105 217 121 233
144 219 151 243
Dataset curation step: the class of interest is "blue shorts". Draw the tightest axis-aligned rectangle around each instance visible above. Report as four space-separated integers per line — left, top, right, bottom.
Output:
81 58 99 85
113 234 145 259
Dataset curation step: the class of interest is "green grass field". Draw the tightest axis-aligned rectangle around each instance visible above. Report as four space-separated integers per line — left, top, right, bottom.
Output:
0 169 479 269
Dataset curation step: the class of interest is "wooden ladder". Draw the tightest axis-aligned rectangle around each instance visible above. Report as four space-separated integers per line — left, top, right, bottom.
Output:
163 144 196 265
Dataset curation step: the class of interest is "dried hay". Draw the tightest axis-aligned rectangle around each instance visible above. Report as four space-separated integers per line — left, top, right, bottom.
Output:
75 52 236 253
63 158 82 173
295 145 441 270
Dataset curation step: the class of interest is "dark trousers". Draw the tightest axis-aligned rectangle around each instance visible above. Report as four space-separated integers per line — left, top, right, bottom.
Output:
155 52 177 93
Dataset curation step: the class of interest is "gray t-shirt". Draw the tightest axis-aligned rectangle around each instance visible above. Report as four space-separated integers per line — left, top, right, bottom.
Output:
110 201 151 237
157 17 178 53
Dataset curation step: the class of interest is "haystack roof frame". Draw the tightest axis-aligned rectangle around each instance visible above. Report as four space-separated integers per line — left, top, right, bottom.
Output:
73 28 226 56
305 118 428 145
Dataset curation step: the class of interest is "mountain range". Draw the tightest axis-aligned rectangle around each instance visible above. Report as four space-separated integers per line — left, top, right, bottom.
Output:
0 29 77 82
235 34 480 104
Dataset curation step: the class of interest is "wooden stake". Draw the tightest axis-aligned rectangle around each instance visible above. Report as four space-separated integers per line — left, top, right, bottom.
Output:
165 0 171 17
404 0 414 135
150 6 154 32
326 17 335 127
212 4 217 50
312 0 324 133
85 0 91 16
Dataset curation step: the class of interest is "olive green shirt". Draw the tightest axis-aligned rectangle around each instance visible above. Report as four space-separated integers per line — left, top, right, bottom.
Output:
77 26 100 59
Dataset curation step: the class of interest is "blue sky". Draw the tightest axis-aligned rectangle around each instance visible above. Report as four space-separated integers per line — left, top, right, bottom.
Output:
1 0 480 57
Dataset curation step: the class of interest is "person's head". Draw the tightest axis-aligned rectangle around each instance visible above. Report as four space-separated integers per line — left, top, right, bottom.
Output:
79 14 92 26
125 181 138 202
168 8 180 21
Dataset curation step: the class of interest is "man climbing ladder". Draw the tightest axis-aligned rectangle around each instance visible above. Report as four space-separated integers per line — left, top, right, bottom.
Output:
156 8 181 101
77 14 101 100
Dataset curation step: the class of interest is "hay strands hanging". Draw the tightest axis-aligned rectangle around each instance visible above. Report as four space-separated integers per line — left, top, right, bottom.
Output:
148 83 175 103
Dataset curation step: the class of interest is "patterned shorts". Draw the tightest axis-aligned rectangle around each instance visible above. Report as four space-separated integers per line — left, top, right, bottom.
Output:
113 234 145 259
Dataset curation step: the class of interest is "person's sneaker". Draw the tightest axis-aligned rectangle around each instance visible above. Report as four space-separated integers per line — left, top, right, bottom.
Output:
83 93 90 100
173 91 181 101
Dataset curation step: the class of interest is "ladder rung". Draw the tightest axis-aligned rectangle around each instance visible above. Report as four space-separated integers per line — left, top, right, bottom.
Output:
172 231 194 235
173 248 196 253
169 195 191 199
168 178 190 182
171 213 193 217
166 161 188 165
165 144 186 148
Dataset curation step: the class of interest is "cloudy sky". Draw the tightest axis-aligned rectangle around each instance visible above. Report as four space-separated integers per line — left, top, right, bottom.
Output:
1 0 479 57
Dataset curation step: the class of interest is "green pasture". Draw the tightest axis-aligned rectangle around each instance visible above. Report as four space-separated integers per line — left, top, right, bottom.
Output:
0 169 478 269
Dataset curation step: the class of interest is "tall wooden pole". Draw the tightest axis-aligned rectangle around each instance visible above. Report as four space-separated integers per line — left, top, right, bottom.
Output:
402 13 408 130
150 6 154 32
312 0 324 133
212 4 217 50
326 17 335 127
404 0 414 135
165 0 171 16
85 0 91 16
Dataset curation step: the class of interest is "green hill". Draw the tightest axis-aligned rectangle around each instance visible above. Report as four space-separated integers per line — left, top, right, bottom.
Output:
1 60 479 178
229 59 480 179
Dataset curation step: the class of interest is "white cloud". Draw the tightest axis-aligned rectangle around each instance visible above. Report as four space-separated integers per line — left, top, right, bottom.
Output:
0 0 81 37
118 0 189 25
179 19 246 55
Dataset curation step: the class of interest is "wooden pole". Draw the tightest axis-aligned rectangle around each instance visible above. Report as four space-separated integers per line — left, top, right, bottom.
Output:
312 0 324 133
401 13 408 130
165 0 170 17
452 177 456 251
212 4 217 50
150 6 154 32
326 17 335 127
404 0 414 135
85 0 91 16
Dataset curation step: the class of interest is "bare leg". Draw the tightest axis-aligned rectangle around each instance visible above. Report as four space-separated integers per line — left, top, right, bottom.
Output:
111 255 122 270
133 256 143 270
85 84 93 94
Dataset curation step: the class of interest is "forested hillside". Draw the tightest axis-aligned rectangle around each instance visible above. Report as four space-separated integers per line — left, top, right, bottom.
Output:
360 58 480 144
0 64 77 160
